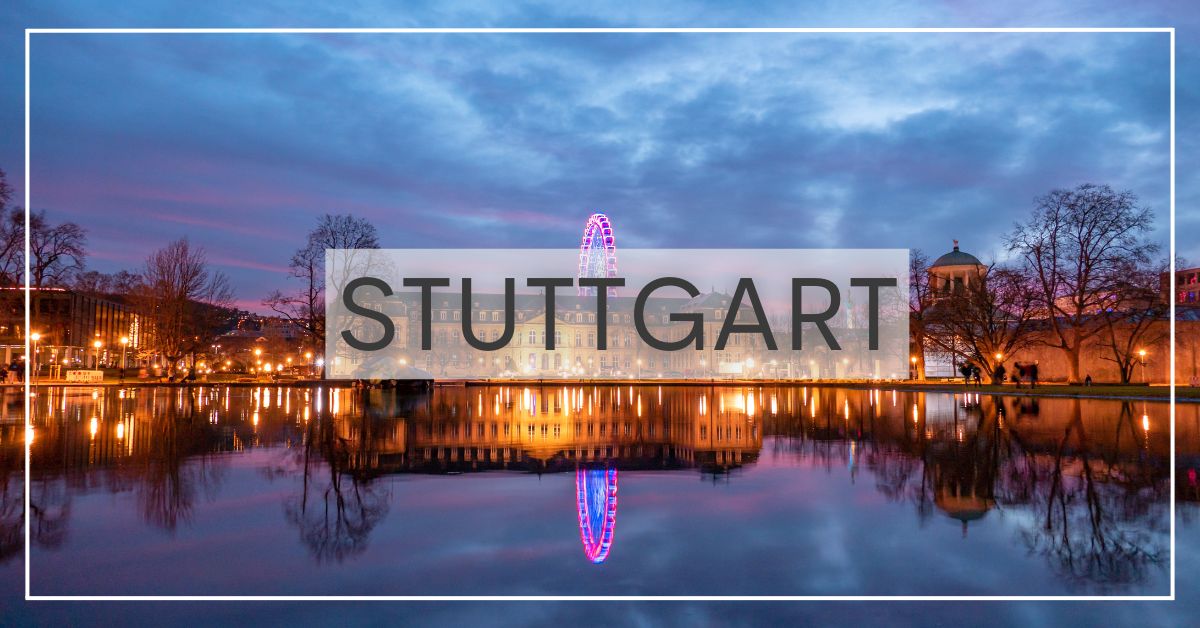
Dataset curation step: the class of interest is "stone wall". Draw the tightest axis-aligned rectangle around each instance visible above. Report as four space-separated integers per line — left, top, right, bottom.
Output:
1003 319 1199 385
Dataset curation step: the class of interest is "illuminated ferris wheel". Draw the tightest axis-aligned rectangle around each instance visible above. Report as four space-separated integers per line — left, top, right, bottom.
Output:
577 213 618 296
576 467 618 564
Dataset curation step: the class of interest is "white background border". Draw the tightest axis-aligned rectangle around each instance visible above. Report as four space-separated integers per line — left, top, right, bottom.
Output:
22 26 1177 602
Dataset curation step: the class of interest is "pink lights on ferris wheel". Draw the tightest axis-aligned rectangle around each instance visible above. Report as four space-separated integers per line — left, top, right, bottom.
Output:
578 212 619 296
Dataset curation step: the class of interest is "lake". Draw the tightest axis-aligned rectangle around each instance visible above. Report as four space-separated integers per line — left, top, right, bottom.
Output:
4 384 1190 597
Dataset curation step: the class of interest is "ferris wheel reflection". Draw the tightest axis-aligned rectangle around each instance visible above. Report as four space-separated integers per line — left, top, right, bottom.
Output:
576 466 618 564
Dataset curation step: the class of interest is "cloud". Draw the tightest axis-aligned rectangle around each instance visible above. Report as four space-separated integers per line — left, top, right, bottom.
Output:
0 11 1182 308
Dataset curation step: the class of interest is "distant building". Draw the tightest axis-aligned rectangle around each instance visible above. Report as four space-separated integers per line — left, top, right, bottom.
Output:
2 287 141 369
917 241 1194 384
335 289 849 379
1164 267 1200 305
919 240 987 377
928 239 985 299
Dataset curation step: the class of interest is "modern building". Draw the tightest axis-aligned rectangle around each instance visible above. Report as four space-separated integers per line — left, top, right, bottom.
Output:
1 287 140 370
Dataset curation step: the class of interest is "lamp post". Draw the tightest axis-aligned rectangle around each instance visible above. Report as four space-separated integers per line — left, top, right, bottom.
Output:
119 336 130 382
30 332 40 384
92 339 103 370
910 355 917 380
1138 349 1147 383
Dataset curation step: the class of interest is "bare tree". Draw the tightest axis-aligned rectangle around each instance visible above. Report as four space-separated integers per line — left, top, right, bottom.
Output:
927 264 1039 383
1007 184 1159 383
909 249 934 380
0 170 14 286
1 206 89 344
72 269 143 296
0 170 87 289
264 213 380 354
0 195 23 343
136 238 233 376
0 209 21 288
1097 259 1169 383
0 168 10 209
28 210 87 288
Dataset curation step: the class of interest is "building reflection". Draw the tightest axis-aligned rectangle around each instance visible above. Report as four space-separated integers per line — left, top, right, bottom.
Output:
11 384 1188 582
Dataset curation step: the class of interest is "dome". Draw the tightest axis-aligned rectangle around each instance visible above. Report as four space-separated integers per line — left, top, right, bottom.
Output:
931 240 983 268
935 493 994 523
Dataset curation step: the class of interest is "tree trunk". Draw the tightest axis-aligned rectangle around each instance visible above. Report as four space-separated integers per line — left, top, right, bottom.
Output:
912 343 926 381
1065 344 1081 384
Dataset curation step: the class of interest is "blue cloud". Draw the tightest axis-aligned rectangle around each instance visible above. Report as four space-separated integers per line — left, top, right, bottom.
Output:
1 3 1190 307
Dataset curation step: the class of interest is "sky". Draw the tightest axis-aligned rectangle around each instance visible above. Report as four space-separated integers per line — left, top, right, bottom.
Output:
1 2 1193 316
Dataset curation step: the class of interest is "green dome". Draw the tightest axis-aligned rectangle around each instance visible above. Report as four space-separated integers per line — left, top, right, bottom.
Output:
931 241 983 268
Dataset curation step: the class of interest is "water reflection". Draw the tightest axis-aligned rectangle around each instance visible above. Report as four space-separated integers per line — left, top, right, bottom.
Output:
281 413 390 563
577 467 618 563
8 384 1188 595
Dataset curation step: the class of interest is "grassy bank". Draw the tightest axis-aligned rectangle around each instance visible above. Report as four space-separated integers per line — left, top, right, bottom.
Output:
817 380 1197 401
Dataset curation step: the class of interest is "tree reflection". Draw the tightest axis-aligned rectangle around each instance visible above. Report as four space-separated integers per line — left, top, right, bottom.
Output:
856 394 1166 589
134 390 226 532
0 423 24 561
283 396 389 563
1019 399 1165 588
0 480 18 561
28 478 71 550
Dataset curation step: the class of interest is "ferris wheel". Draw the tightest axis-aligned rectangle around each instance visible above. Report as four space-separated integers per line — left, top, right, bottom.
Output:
577 213 618 296
576 467 618 564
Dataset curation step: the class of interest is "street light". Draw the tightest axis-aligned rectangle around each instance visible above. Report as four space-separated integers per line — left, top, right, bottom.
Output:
119 336 130 382
92 339 103 370
1138 349 1147 383
30 332 40 384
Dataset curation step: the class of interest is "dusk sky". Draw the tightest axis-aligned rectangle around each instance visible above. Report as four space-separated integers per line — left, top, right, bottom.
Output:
3 2 1195 313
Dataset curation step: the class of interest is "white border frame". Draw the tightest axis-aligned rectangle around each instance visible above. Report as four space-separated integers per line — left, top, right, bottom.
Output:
22 26 1176 602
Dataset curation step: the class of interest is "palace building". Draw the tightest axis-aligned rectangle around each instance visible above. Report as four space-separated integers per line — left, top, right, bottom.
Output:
917 240 1194 384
